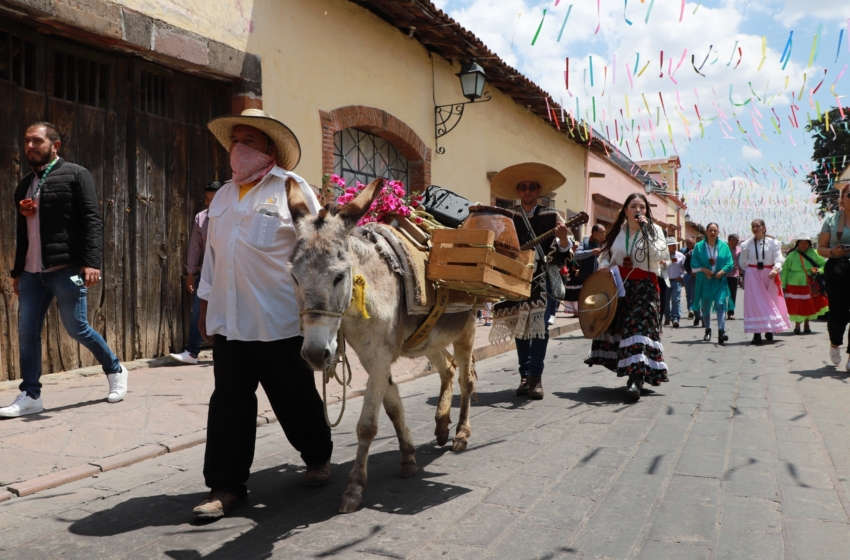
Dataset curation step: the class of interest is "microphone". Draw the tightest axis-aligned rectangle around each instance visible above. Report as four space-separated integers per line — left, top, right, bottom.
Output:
634 211 655 240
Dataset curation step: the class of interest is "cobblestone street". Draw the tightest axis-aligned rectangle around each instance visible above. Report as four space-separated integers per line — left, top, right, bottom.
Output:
1 313 849 559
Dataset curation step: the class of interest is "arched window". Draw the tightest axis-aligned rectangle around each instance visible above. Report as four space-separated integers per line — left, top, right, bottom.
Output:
333 128 409 188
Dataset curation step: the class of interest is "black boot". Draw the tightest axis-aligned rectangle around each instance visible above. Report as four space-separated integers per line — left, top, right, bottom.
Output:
718 329 727 345
693 316 701 327
752 333 763 346
528 376 544 400
625 374 642 400
515 376 530 396
703 328 712 342
765 332 774 342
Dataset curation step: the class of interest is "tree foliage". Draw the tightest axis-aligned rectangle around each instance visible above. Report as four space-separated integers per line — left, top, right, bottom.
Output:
806 107 850 216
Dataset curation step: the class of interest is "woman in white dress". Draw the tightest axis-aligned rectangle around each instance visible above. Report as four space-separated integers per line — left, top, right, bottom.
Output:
738 219 790 345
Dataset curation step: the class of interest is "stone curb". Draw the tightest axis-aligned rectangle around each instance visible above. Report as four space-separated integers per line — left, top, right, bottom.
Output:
7 464 100 497
89 445 167 472
0 351 214 393
0 320 580 500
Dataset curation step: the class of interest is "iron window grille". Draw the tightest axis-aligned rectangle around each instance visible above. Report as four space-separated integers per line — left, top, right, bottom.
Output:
139 69 174 119
333 128 409 192
53 51 111 109
0 29 36 90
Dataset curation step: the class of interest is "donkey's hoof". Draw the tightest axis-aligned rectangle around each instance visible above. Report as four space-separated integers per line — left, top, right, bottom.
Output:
452 438 468 453
399 462 419 479
339 494 362 514
435 431 450 446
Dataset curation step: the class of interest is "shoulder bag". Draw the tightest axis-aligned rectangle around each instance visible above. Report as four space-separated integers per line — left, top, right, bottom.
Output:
798 251 827 299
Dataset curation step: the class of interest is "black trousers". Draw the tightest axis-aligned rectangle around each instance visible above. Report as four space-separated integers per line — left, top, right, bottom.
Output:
204 335 333 497
825 260 850 352
726 277 739 315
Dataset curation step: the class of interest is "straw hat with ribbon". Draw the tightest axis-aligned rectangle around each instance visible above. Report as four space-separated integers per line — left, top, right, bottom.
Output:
490 162 566 200
577 269 619 339
207 109 301 171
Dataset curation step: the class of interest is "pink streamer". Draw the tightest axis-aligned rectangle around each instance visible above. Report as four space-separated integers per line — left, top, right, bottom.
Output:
626 63 634 90
595 0 601 34
612 54 617 84
545 97 552 121
679 0 685 22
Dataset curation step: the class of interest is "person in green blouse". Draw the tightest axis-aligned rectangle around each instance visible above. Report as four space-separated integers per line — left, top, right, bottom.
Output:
781 235 829 335
690 223 735 345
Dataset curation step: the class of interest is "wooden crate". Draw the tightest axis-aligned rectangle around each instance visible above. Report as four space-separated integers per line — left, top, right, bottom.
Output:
427 229 534 300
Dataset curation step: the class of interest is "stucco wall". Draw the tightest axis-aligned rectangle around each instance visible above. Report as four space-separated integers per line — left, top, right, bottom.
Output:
587 152 668 228
107 0 587 214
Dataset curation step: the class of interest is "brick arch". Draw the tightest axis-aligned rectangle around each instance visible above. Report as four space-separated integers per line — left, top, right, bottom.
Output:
319 105 431 193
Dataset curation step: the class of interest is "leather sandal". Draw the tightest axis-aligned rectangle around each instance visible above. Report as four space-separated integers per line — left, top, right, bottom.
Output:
305 460 332 487
193 490 243 519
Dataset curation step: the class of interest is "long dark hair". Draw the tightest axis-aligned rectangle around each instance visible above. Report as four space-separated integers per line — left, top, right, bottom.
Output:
601 193 656 255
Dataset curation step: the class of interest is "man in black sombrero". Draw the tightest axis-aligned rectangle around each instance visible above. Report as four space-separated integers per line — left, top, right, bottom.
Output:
192 109 333 519
489 163 572 400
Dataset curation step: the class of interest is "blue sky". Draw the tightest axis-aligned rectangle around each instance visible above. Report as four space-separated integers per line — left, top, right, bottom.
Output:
432 0 850 239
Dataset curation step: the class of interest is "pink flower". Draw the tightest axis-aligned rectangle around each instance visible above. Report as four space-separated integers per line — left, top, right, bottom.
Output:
414 216 423 224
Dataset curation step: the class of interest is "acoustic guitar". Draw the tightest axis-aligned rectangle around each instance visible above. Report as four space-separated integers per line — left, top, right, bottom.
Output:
520 211 590 251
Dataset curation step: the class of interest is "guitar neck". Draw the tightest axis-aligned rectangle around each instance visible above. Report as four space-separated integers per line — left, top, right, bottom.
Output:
520 230 557 252
519 212 589 252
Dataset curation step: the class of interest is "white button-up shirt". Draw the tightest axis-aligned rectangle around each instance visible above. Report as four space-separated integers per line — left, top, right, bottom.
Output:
198 166 320 341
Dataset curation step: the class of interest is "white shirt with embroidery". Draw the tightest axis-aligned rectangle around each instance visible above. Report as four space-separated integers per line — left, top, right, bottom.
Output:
198 167 320 341
738 237 785 272
599 223 668 275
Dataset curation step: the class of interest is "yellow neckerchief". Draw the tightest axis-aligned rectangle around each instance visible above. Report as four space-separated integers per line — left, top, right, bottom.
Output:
238 182 259 201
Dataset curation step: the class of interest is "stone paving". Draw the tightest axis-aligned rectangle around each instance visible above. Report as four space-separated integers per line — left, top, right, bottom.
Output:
0 316 577 489
1 310 850 559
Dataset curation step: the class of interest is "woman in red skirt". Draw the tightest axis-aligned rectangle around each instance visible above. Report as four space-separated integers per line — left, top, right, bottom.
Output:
781 235 829 334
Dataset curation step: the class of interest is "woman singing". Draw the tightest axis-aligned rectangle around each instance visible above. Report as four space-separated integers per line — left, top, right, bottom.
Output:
817 183 850 370
690 223 735 345
739 219 790 345
781 235 828 335
585 193 669 400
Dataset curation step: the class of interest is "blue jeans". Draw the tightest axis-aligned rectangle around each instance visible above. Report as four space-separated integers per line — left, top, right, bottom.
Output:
683 274 701 320
516 296 554 378
18 270 120 399
186 276 202 356
665 279 683 322
701 301 726 332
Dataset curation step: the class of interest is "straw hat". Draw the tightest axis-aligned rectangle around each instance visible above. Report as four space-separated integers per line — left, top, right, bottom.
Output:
207 109 301 170
490 162 566 200
578 269 619 339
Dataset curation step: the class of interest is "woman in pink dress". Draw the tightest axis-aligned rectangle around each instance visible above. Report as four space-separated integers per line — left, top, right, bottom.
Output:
738 219 790 345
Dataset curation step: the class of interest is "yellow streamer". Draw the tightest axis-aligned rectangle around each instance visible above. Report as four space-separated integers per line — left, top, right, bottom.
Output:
797 73 807 100
351 274 370 320
637 60 651 77
625 95 631 118
757 36 767 71
642 93 651 114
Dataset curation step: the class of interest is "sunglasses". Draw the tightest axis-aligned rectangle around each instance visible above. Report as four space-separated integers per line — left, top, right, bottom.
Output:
517 183 540 192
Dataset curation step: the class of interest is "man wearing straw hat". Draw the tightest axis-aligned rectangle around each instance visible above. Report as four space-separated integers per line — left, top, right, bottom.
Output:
489 162 572 400
192 109 333 519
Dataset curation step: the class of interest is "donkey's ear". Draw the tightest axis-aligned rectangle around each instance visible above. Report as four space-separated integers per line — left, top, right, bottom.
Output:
337 177 385 231
285 177 311 226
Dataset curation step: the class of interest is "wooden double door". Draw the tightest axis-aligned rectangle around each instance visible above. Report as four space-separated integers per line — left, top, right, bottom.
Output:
0 20 230 381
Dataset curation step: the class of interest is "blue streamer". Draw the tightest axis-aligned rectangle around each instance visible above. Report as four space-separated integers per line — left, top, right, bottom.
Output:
557 4 573 42
837 29 845 63
779 30 793 71
623 0 633 25
634 53 640 75
589 56 594 87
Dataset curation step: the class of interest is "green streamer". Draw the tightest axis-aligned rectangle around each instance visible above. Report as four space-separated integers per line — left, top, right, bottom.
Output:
531 9 547 46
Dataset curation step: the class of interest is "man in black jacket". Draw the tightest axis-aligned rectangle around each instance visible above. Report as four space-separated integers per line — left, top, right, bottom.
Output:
0 122 127 418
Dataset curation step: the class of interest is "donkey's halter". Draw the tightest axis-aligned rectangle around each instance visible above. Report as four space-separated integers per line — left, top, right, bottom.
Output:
298 271 368 428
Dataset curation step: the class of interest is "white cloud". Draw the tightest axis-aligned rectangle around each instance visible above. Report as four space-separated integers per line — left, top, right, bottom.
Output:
442 0 813 149
741 145 763 160
755 0 850 27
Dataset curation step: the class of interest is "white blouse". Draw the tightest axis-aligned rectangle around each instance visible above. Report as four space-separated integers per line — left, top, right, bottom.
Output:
599 223 668 275
738 237 784 272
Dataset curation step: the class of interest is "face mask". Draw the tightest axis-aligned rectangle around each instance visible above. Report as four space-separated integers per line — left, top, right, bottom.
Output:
230 142 275 185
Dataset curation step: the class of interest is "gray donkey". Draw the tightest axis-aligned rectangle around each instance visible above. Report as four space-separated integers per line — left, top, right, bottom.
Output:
285 177 477 513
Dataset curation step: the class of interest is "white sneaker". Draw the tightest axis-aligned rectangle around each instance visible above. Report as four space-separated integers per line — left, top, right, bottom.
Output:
831 346 842 365
0 392 43 418
168 350 199 365
107 365 129 403
548 315 556 326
